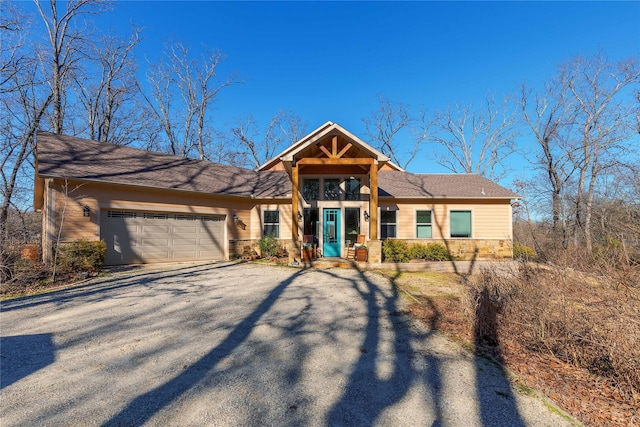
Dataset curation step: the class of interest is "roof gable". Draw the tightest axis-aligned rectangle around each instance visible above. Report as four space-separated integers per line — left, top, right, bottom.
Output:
258 121 403 171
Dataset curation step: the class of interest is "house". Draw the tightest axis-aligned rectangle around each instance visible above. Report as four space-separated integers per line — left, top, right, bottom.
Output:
34 121 519 265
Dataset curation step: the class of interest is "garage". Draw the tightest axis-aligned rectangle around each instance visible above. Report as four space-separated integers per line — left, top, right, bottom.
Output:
101 210 225 265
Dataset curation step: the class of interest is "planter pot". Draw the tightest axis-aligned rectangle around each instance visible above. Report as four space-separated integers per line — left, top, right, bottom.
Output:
303 248 314 261
355 248 368 262
21 243 39 262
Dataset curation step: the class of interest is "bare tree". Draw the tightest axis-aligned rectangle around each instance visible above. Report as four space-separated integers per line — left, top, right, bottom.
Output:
1 0 107 267
73 27 146 145
228 111 307 168
145 42 241 159
1 5 53 262
428 94 518 180
560 54 640 251
1 58 53 261
363 96 421 169
0 2 25 93
520 81 578 245
34 0 108 134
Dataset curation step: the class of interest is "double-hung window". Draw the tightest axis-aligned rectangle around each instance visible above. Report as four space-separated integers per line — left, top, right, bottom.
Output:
450 210 472 238
416 210 432 238
380 210 397 240
263 210 280 238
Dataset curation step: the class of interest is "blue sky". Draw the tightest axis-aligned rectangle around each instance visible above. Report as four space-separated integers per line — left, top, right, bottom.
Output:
37 1 640 180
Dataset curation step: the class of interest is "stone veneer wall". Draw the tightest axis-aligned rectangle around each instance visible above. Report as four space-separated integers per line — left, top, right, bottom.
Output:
229 239 258 258
367 240 382 264
229 239 299 261
394 239 513 260
230 238 511 262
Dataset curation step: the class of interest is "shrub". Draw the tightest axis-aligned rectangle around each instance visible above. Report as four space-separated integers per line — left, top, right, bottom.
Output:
513 242 536 260
56 239 106 272
257 235 280 258
408 243 451 261
463 264 640 405
382 239 409 262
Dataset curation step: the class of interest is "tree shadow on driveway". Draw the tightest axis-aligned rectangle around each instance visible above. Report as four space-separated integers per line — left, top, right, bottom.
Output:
2 263 552 426
1 262 235 313
0 334 55 390
102 268 305 426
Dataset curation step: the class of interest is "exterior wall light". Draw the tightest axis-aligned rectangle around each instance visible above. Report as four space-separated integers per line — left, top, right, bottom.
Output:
297 212 303 221
233 214 239 223
364 211 370 221
83 205 91 217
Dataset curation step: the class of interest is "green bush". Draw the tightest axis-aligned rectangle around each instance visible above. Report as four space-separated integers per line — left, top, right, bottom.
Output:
513 243 536 260
57 239 106 272
257 235 280 258
408 243 451 261
382 239 409 262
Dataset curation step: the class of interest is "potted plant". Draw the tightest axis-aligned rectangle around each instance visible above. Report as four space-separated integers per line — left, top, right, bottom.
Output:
355 245 368 262
302 243 314 261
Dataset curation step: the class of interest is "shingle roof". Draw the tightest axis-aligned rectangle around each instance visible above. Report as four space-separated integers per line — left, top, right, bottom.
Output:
378 171 519 199
36 132 519 200
36 132 291 198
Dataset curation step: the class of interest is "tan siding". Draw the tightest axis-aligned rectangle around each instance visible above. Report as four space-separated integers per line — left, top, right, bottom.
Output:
251 203 292 240
379 199 513 240
50 179 266 245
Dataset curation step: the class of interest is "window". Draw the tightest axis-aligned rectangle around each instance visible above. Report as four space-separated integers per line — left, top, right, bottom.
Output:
416 210 432 238
263 210 280 237
450 210 472 238
345 178 360 201
344 208 360 246
380 210 397 240
324 179 340 200
303 208 319 242
302 179 319 201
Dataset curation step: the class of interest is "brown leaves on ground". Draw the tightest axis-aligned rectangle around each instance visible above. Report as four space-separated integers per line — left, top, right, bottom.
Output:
388 268 640 427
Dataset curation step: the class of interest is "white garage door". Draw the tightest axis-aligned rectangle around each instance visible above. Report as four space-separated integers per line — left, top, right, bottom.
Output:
101 210 225 265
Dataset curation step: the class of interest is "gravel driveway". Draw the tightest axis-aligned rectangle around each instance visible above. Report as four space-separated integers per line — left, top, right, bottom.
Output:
1 262 575 426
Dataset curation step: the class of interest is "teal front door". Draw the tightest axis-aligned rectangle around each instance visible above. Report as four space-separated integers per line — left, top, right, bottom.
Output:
323 208 341 257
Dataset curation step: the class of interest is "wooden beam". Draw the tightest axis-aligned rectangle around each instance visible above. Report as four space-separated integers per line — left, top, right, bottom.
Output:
291 165 299 242
369 161 378 240
318 144 332 158
332 136 338 156
297 157 375 165
336 142 353 159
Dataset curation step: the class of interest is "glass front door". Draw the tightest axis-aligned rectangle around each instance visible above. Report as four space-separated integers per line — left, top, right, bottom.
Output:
323 208 341 257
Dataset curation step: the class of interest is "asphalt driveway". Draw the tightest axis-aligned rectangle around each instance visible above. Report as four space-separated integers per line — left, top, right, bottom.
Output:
1 262 575 426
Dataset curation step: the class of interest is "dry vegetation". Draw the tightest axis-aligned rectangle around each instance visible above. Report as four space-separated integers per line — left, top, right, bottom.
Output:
386 258 640 427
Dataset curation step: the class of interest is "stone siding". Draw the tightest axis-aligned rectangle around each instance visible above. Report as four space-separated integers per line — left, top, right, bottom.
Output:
229 239 258 258
387 238 513 261
367 240 382 264
446 239 513 260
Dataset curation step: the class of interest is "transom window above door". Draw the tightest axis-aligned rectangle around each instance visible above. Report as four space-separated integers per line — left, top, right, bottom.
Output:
302 177 362 202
